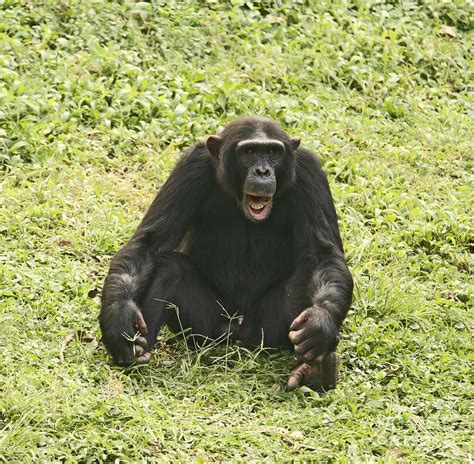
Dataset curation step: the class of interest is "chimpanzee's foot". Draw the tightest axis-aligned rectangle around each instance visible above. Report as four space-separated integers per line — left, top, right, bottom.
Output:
287 352 339 392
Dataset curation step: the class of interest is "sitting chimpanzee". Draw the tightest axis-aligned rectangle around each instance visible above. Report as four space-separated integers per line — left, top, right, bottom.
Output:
100 116 353 391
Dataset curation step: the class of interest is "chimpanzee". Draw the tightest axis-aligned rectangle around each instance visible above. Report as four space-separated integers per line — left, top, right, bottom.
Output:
100 116 353 391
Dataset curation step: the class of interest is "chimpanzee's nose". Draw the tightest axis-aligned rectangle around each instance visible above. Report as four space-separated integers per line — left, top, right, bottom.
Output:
255 166 271 177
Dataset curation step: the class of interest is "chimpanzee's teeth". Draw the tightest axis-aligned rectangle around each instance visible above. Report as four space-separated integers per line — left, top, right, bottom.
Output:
251 203 266 210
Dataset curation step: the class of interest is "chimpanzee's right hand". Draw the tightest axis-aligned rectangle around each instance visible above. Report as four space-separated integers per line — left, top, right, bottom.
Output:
100 300 150 366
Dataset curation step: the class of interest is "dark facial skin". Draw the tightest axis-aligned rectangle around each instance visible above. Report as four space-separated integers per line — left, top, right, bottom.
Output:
236 140 284 222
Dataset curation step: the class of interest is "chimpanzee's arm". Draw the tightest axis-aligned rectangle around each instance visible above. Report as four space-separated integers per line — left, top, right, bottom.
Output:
287 149 353 363
100 143 214 364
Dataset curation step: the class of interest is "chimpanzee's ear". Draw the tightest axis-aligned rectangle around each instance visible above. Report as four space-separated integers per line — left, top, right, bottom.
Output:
291 137 301 151
206 136 223 159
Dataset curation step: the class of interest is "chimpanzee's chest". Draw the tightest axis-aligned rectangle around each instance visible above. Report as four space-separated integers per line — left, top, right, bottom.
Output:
188 197 295 308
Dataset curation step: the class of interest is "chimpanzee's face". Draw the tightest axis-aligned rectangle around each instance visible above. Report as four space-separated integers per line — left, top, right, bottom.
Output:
206 118 300 223
235 139 286 222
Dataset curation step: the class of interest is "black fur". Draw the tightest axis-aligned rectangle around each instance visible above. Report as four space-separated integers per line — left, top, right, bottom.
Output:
100 116 353 367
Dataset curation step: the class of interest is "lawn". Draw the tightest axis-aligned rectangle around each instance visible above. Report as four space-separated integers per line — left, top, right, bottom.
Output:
0 0 472 461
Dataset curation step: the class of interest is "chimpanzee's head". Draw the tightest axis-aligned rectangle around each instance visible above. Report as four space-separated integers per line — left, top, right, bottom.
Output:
206 116 300 222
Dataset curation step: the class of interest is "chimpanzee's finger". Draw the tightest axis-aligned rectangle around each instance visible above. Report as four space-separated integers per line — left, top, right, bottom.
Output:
288 328 307 345
301 347 323 363
134 311 148 335
136 352 151 364
293 337 317 357
289 309 309 331
134 336 148 349
134 345 145 357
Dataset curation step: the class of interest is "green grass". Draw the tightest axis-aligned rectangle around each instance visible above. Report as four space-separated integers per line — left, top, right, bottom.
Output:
0 0 472 461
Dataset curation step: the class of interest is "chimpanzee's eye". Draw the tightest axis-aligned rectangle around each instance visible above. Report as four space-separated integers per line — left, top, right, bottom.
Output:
268 149 274 155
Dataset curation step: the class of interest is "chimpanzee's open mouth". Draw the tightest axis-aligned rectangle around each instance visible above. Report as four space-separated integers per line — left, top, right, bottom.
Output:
245 194 273 221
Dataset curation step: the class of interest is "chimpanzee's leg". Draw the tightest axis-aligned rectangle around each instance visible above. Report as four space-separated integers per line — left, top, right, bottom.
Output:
238 282 339 392
138 252 237 352
236 283 294 350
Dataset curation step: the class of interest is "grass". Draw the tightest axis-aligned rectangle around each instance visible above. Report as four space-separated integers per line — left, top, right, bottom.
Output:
0 0 472 461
